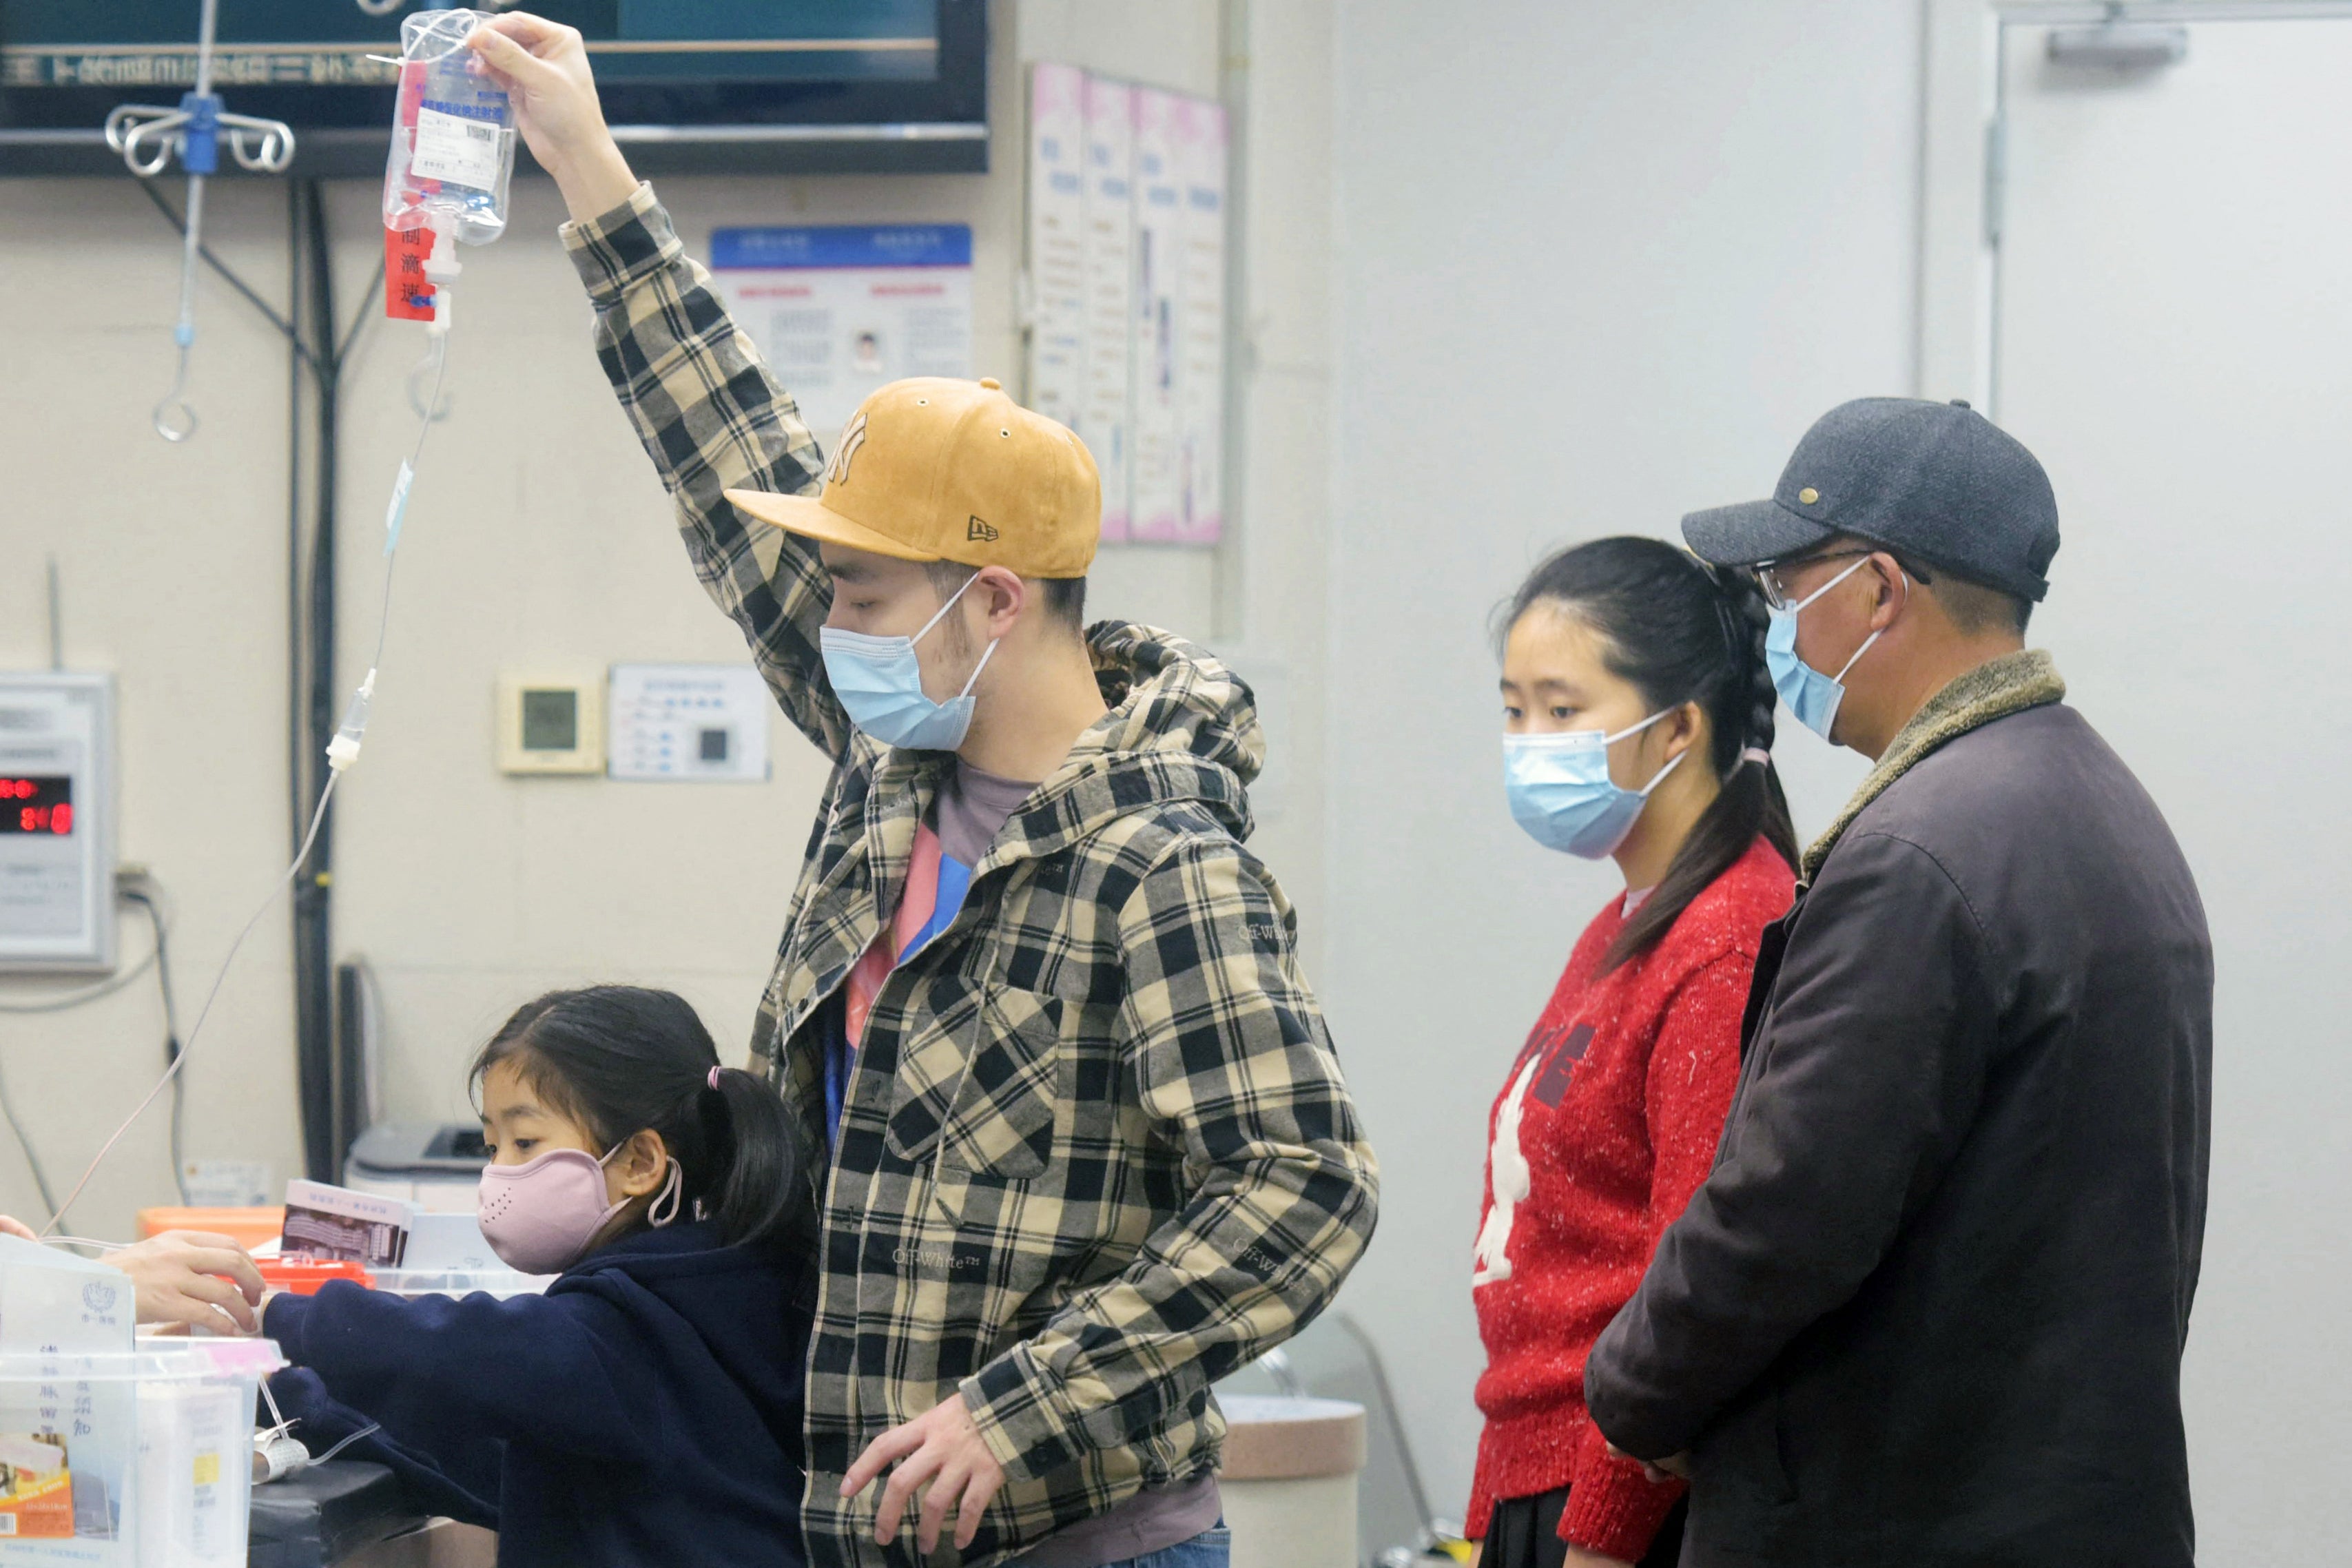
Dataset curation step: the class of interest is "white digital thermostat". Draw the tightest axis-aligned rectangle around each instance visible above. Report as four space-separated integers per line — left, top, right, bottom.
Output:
496 674 606 775
0 672 116 973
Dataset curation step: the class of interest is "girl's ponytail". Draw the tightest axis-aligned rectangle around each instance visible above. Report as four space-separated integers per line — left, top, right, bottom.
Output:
697 1066 799 1250
471 986 807 1254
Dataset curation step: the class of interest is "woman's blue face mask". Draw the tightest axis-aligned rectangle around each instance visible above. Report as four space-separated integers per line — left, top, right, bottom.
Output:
819 572 998 751
1765 553 1890 740
1503 708 1686 859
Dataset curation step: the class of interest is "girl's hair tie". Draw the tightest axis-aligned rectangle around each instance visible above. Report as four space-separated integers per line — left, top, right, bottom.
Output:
707 1066 723 1090
1741 747 1773 768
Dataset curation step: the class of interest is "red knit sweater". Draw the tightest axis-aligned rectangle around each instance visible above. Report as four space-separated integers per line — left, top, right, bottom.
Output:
1466 838 1793 1560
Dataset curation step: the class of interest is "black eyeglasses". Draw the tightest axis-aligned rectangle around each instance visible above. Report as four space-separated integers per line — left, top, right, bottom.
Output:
1751 550 1873 611
1753 548 1932 610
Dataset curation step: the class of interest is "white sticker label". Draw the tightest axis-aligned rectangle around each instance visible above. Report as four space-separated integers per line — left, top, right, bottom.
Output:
384 458 415 556
410 105 502 190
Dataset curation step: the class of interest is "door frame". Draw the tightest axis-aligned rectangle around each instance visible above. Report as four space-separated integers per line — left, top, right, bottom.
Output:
1917 0 2352 416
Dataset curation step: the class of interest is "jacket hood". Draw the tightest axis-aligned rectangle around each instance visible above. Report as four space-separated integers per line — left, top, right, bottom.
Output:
965 621 1265 874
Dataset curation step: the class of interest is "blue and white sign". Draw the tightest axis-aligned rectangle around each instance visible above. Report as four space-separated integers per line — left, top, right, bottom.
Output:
710 223 975 449
607 664 772 784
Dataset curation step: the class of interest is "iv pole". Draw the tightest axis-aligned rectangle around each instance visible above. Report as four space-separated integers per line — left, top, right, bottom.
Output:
102 0 300 442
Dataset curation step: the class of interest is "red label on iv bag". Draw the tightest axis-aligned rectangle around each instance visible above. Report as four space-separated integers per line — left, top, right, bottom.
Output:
386 223 435 320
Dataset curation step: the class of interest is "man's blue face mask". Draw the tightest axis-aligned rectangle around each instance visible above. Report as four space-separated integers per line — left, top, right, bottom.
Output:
1764 553 1895 740
820 571 998 751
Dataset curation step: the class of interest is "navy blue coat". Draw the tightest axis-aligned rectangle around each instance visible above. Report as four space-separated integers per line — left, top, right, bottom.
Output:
265 1220 811 1567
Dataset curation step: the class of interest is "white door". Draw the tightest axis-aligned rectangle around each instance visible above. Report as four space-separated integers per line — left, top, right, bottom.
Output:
1992 13 2352 1562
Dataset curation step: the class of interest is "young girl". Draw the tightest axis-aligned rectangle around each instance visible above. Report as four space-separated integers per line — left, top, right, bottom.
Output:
262 987 813 1568
1467 539 1797 1568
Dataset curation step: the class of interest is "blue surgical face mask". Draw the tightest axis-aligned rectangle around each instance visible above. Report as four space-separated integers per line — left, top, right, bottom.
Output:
1766 554 1892 740
819 572 999 751
1503 708 1687 858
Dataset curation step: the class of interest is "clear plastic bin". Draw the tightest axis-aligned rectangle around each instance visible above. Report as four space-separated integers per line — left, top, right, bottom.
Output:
0 1339 282 1566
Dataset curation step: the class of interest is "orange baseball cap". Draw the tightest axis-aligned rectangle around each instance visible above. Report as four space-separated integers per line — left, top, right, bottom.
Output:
725 377 1101 579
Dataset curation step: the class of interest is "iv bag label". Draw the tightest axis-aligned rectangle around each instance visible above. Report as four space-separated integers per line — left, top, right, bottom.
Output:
410 105 502 191
384 225 435 321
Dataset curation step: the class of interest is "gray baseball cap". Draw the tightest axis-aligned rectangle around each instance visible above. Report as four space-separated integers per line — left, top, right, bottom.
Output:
1682 397 2061 601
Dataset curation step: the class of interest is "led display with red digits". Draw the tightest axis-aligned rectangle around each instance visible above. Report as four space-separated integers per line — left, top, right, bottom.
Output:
0 777 72 836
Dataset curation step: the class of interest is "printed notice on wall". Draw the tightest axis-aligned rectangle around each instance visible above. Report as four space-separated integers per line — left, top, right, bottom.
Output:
1168 94 1227 545
1080 74 1137 541
1029 68 1228 548
710 225 973 454
1027 63 1089 436
1129 87 1184 543
608 665 772 784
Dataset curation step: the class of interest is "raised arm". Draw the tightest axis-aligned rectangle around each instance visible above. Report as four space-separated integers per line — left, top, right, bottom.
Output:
472 16 852 754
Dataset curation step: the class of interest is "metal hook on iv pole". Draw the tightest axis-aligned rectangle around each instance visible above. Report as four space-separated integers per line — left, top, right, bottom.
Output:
102 0 297 442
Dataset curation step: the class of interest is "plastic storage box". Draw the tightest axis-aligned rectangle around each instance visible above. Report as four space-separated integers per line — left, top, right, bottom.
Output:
0 1339 282 1566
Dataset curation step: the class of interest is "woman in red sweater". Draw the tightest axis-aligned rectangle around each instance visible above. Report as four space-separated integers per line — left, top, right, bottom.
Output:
1469 537 1797 1568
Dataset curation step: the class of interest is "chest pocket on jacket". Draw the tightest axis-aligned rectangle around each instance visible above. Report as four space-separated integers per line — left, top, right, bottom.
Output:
885 986 1064 1182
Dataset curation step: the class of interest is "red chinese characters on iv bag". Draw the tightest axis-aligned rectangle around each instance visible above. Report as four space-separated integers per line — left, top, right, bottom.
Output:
384 57 442 322
386 222 437 322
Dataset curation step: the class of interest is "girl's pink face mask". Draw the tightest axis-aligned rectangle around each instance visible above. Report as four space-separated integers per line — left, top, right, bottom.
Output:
477 1142 680 1275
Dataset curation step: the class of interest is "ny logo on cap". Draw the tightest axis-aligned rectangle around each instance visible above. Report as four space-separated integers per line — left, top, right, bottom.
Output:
827 413 869 485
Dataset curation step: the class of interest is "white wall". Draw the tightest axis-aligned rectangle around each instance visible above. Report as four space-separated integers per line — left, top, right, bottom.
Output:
1325 0 1919 1521
0 0 1336 1238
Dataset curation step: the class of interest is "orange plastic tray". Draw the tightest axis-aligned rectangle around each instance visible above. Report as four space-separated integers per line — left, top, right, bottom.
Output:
256 1257 374 1296
136 1206 285 1252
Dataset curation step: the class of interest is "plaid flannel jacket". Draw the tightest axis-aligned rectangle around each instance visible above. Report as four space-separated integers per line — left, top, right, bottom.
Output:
564 186 1379 1567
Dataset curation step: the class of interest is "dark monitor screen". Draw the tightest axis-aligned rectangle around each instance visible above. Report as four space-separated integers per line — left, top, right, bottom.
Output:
519 689 579 754
0 0 988 176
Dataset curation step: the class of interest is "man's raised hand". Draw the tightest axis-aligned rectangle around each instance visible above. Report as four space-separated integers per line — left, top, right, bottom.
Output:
466 13 638 223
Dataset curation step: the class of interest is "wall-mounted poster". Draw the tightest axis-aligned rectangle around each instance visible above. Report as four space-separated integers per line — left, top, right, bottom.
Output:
710 223 973 451
1079 74 1137 541
1025 63 1088 434
1166 92 1227 546
1129 87 1184 542
1029 65 1228 549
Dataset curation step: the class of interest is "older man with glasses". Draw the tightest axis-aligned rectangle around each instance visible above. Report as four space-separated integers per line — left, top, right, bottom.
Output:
1583 398 2214 1568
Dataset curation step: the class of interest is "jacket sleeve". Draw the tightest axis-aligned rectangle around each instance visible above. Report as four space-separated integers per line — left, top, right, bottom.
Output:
1558 954 1749 1558
559 183 847 754
1585 832 1997 1461
265 1281 650 1465
958 836 1381 1483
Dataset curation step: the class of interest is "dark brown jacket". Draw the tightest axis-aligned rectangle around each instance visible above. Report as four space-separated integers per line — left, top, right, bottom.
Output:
1587 652 2211 1568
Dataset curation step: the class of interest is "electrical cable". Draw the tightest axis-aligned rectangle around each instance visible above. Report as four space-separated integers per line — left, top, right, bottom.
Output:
0 935 157 1013
0 1042 58 1224
0 889 175 1224
41 778 338 1237
120 888 190 1205
39 261 447 1235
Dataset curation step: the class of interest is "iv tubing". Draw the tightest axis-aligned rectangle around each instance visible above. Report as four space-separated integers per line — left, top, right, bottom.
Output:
43 309 451 1235
40 776 338 1236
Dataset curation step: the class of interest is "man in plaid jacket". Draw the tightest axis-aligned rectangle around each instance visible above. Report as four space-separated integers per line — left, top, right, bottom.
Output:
473 19 1380 1568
